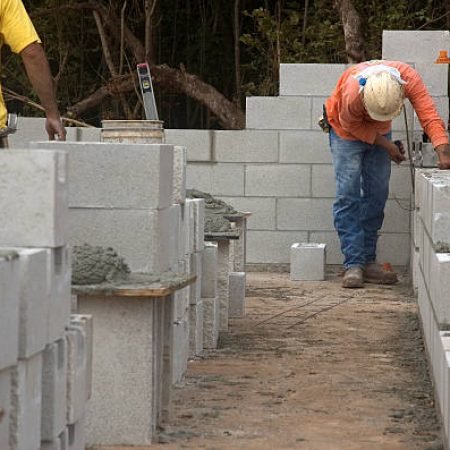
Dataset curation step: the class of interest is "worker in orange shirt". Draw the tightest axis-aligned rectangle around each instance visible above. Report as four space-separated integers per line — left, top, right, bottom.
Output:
324 60 450 288
0 0 66 147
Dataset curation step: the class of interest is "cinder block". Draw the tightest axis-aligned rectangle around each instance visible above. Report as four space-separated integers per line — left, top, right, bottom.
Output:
41 339 67 441
16 249 49 359
280 64 347 96
246 165 311 197
0 368 11 449
0 252 19 370
218 196 275 230
202 297 219 349
69 315 94 400
228 272 246 317
290 243 326 281
31 141 174 210
312 165 335 198
69 207 180 273
390 166 414 200
382 200 411 233
382 30 450 96
10 352 43 450
216 240 231 331
0 150 68 247
67 415 85 450
247 231 308 264
279 131 332 164
180 200 195 257
76 126 101 142
277 198 334 231
430 253 450 326
171 314 189 385
191 199 205 252
9 117 47 147
46 246 71 343
165 129 212 161
189 301 204 357
246 96 312 129
172 146 187 205
66 325 87 425
189 252 202 305
214 130 278 162
432 213 450 245
377 233 411 266
186 163 245 196
201 242 218 298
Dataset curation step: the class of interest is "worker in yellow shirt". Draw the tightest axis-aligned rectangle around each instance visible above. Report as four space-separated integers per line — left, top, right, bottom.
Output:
0 0 66 147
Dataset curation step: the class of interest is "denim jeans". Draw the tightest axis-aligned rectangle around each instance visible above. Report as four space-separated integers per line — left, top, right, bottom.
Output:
329 129 391 269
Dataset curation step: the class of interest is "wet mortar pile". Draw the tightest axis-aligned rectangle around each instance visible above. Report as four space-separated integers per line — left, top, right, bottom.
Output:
91 270 443 450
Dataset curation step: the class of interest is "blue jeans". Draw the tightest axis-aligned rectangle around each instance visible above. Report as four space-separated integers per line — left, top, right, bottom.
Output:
329 129 391 269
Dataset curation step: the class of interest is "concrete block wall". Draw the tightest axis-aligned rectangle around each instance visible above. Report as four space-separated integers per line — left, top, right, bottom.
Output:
413 169 450 448
0 150 92 450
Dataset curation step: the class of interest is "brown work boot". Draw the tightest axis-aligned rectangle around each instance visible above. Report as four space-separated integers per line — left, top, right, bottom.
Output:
363 262 398 285
342 267 364 288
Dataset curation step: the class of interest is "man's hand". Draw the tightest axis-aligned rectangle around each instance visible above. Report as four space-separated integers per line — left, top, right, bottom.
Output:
386 141 406 164
435 144 450 170
45 117 66 141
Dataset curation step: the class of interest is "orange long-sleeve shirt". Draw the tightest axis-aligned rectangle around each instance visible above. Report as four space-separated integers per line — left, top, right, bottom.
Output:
325 60 449 148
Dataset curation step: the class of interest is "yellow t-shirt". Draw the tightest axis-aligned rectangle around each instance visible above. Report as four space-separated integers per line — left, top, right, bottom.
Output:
0 0 41 126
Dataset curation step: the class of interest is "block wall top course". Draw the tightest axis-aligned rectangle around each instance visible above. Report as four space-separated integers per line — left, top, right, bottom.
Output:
165 129 213 162
246 96 312 130
279 64 348 96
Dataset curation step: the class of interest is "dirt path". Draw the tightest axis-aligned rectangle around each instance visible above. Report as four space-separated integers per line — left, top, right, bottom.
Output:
97 270 443 450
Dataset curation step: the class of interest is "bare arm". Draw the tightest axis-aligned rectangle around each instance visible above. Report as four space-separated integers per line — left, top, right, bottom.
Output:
20 42 66 140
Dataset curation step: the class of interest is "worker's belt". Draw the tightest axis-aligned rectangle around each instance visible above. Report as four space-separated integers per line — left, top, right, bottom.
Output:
318 104 331 133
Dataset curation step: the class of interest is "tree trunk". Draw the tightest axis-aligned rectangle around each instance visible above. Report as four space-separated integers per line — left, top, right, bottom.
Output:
333 0 365 63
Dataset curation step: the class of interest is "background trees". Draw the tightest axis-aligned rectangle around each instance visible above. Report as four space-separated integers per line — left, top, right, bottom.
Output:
4 0 450 129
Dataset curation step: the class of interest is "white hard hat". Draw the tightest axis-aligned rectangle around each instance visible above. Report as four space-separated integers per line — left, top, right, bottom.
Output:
362 71 404 122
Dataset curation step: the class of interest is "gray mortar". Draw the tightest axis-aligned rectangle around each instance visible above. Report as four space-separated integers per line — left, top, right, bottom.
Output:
72 244 131 285
434 241 450 254
187 189 244 233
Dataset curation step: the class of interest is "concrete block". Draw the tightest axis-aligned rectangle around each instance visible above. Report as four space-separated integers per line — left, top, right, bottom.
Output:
189 252 203 305
0 150 68 247
279 131 332 164
78 295 163 446
69 207 180 273
229 216 248 272
75 126 101 142
247 231 308 264
217 240 231 331
290 243 326 281
191 198 205 252
15 249 49 359
181 200 195 257
390 166 414 200
172 146 187 205
246 96 312 129
0 368 11 450
186 163 245 196
41 339 67 441
201 242 218 298
277 198 334 231
9 117 47 147
46 246 72 343
69 315 94 400
214 130 278 162
10 352 43 450
202 297 219 349
228 272 246 317
382 200 411 233
189 301 204 357
312 165 335 198
246 165 311 197
66 324 88 425
31 141 174 210
377 233 411 266
165 129 212 161
67 415 85 450
280 63 347 96
432 213 450 246
171 315 189 385
0 252 19 370
430 253 450 326
218 196 275 230
382 30 450 96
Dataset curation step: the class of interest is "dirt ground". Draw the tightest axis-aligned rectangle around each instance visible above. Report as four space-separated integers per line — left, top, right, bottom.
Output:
95 269 444 450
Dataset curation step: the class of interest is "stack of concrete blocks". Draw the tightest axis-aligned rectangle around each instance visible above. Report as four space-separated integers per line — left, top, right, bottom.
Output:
413 169 450 447
201 242 220 348
290 243 326 281
164 66 412 270
0 149 92 450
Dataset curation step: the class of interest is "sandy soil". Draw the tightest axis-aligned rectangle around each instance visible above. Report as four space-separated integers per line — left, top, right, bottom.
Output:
94 269 443 450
